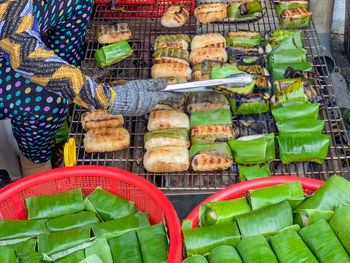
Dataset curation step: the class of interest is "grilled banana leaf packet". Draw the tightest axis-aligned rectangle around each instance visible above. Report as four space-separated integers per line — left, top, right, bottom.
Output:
189 108 232 128
329 205 350 254
26 188 84 220
227 0 263 21
271 61 312 81
275 0 309 16
96 23 131 45
270 81 309 109
268 48 307 70
265 30 303 53
270 229 318 263
198 197 251 227
192 61 225 81
208 245 242 263
271 103 320 122
227 47 264 64
182 220 241 256
190 142 234 171
182 255 208 263
276 118 325 134
144 128 190 150
94 41 133 67
186 91 230 114
228 133 275 165
277 132 330 164
236 235 278 263
299 219 350 263
238 164 271 181
278 7 312 29
152 47 190 63
153 34 191 50
136 223 168 263
229 92 270 115
226 31 261 48
84 187 136 221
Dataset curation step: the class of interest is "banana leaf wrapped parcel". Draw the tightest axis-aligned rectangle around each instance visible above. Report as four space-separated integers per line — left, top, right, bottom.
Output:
329 205 350 254
153 34 191 50
152 47 190 64
276 118 325 134
6 238 36 258
238 164 271 181
96 23 131 45
270 81 309 109
198 197 251 227
144 128 190 150
55 250 85 263
229 92 270 115
182 255 208 263
0 219 48 240
94 41 133 67
192 61 225 81
271 103 319 122
268 48 307 68
208 245 243 263
190 142 233 171
293 209 334 227
226 31 261 48
186 91 230 113
227 0 263 21
228 133 275 164
0 246 16 263
279 7 312 29
270 61 312 81
277 133 330 164
190 108 232 129
265 30 303 53
85 238 113 263
275 1 309 16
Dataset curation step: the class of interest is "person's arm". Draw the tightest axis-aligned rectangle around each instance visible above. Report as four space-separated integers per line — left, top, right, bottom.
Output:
0 0 110 110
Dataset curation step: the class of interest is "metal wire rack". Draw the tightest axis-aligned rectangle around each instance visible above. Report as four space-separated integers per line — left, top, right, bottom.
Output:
69 0 350 193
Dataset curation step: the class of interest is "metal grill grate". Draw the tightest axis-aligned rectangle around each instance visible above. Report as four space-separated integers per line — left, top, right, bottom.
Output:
69 0 350 193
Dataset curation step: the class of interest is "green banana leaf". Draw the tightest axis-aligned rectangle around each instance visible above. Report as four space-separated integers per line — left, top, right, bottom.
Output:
54 250 85 263
136 223 168 263
275 1 309 16
329 205 350 254
231 55 266 66
270 82 309 109
208 245 242 263
153 34 191 50
271 103 319 122
271 61 312 82
226 32 261 48
293 209 334 227
0 219 48 240
193 62 226 77
277 133 330 164
236 201 293 237
20 252 43 263
84 187 136 221
26 189 84 220
268 48 307 69
37 226 91 256
190 109 232 129
85 238 113 263
55 121 69 143
198 197 251 227
182 255 208 263
265 30 302 53
279 10 312 29
228 133 275 164
0 246 16 263
229 92 270 115
94 41 132 67
190 142 233 159
183 221 241 257
299 219 350 263
248 181 304 210
92 211 150 238
108 230 142 263
270 229 318 263
79 254 103 263
296 175 350 210
236 235 278 263
6 238 36 258
186 92 230 113
238 164 271 181
152 48 190 62
144 128 189 144
227 0 262 18
46 211 100 232
276 119 325 134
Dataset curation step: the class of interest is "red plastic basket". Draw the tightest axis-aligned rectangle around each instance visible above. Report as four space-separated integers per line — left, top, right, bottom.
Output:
186 176 325 228
0 166 182 263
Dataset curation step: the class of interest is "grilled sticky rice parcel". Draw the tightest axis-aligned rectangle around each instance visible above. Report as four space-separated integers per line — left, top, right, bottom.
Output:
147 109 190 131
144 128 190 150
187 91 230 113
192 61 225 81
81 109 124 130
143 146 190 172
84 127 130 153
280 7 312 19
161 5 190 28
96 23 131 45
152 48 190 65
194 3 228 24
151 63 192 80
153 34 191 50
191 33 226 50
237 64 269 76
190 48 228 65
190 142 233 171
191 125 235 144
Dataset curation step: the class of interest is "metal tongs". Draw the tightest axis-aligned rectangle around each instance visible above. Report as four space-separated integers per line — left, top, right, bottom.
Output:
163 73 254 92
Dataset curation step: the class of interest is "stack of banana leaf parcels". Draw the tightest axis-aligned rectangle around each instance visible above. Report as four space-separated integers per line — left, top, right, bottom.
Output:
143 30 329 178
273 0 312 28
181 175 350 263
0 188 168 263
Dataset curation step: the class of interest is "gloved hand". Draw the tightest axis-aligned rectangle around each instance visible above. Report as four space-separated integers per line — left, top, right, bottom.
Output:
107 78 183 116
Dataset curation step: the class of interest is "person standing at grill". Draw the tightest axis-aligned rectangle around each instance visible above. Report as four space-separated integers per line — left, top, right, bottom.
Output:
0 0 179 176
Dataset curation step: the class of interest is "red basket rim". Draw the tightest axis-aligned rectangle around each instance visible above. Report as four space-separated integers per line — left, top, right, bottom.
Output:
185 176 325 228
0 166 182 263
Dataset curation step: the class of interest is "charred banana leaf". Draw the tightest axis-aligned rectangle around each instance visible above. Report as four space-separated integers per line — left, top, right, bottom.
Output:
226 31 261 48
238 164 271 181
144 128 190 150
271 103 320 122
227 46 264 58
152 47 190 62
264 30 302 53
275 1 309 16
279 7 312 29
95 41 133 67
192 61 226 81
231 55 267 66
153 34 191 50
186 91 230 113
96 23 131 45
277 132 330 164
190 142 233 171
191 125 235 144
253 75 272 93
271 61 312 81
270 81 309 109
237 64 269 76
229 92 270 115
227 0 263 19
190 108 232 129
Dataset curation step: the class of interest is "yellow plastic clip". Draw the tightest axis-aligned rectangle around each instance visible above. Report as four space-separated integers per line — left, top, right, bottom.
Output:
64 138 77 167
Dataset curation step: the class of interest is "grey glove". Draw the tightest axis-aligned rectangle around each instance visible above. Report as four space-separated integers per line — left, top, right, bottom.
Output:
107 78 183 116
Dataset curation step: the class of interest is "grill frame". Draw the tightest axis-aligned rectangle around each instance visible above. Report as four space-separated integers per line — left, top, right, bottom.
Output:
68 0 350 193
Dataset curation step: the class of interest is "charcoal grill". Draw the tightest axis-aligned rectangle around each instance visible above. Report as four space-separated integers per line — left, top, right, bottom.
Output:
68 0 350 193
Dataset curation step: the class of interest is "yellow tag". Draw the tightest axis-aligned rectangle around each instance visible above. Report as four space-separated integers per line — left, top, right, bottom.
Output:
109 88 116 110
64 138 77 167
